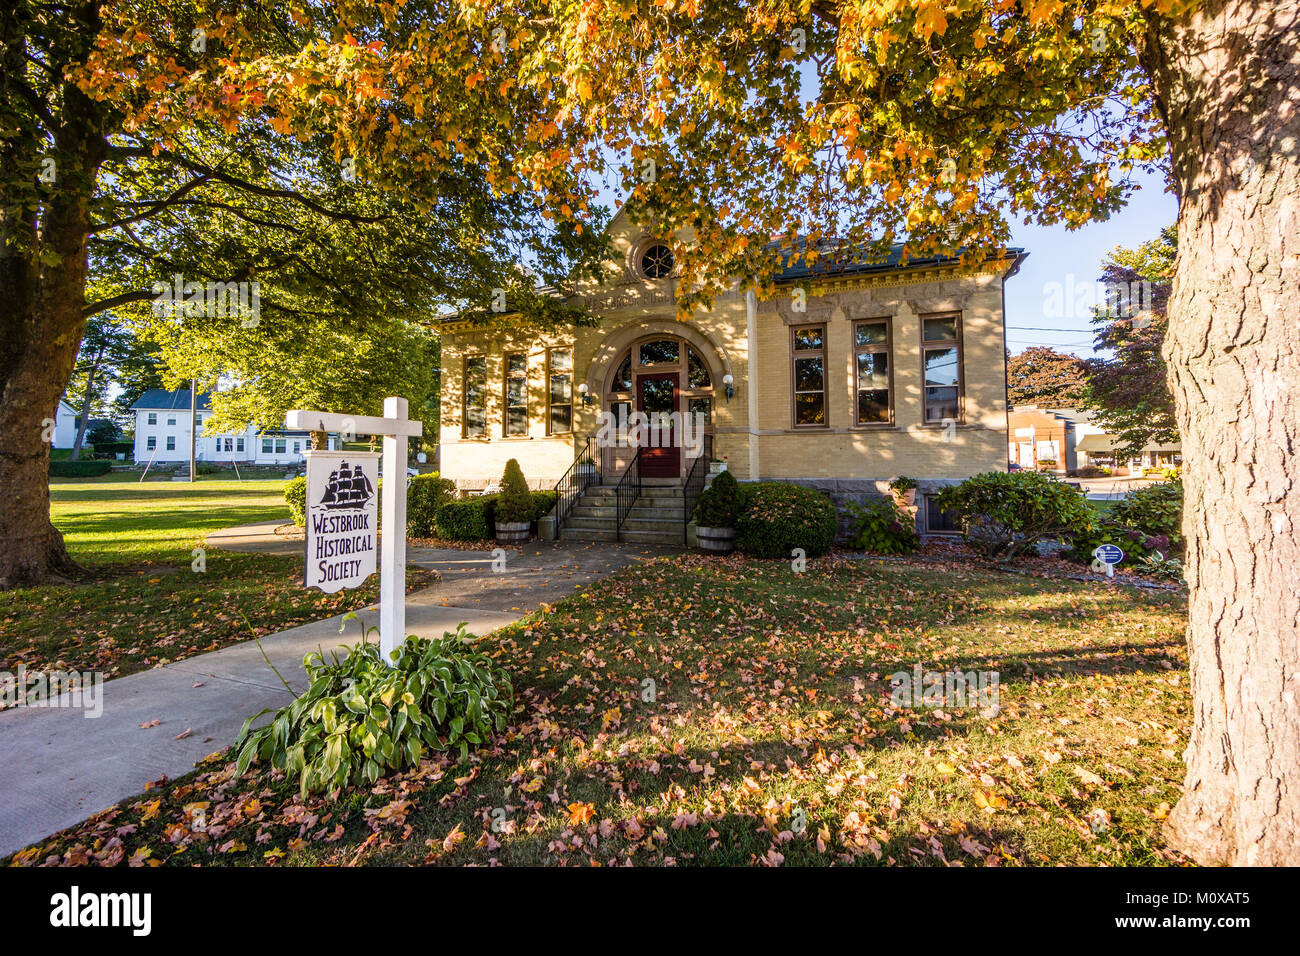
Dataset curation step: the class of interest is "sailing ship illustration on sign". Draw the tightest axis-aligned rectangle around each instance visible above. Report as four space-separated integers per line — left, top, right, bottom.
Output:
318 460 375 509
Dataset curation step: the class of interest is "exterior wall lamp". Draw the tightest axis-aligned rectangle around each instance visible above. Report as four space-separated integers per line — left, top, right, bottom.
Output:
722 373 735 402
578 383 593 406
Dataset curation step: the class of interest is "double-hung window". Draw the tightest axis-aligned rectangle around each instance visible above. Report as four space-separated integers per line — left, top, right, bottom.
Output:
547 348 573 435
791 325 827 427
504 353 528 437
922 314 963 424
463 355 487 438
854 319 893 425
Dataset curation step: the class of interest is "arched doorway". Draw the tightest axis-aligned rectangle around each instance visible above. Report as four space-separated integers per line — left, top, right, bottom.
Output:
601 335 716 480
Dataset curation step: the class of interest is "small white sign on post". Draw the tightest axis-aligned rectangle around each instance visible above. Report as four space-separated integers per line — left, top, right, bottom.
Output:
304 450 379 592
286 398 422 663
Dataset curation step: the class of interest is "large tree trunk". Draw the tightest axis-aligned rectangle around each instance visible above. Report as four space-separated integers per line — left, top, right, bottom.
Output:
1143 0 1300 865
0 4 107 588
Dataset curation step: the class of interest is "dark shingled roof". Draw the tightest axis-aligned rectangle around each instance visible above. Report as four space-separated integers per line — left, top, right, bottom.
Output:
772 240 1026 282
130 388 213 411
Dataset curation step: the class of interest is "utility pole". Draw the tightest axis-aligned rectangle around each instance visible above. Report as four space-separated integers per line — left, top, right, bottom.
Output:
189 377 197 483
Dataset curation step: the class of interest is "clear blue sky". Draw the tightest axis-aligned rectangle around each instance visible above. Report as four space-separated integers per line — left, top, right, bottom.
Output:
1004 167 1178 357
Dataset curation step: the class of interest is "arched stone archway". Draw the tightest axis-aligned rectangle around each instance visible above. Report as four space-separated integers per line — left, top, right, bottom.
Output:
588 322 728 481
584 320 733 397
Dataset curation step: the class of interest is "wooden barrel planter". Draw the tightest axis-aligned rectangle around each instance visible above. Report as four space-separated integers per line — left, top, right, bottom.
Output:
696 526 735 554
495 521 530 545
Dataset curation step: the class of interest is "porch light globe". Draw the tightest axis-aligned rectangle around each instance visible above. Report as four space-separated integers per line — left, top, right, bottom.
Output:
722 373 734 385
578 383 589 394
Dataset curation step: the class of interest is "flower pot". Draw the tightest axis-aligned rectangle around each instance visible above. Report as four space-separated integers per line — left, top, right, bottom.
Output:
495 521 530 545
696 526 735 554
895 489 916 507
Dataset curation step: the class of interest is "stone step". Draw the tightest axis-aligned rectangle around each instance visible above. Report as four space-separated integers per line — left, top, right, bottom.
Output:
571 501 685 518
582 484 683 498
559 526 684 546
564 515 618 531
622 517 684 533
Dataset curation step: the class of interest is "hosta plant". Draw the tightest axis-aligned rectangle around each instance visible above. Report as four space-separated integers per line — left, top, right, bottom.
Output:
235 623 513 797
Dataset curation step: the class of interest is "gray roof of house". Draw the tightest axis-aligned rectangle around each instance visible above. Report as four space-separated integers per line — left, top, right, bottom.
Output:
772 241 1027 283
130 388 213 411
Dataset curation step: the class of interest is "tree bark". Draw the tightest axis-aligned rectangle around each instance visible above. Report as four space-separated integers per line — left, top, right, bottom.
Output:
1142 0 1300 864
0 4 108 588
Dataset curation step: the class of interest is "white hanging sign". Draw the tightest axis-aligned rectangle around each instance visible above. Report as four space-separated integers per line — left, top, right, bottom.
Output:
303 450 380 592
286 398 420 662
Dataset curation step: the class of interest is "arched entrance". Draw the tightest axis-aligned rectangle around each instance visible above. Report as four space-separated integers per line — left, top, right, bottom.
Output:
601 334 716 480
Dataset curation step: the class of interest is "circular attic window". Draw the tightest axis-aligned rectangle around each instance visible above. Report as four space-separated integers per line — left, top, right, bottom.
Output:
639 243 675 279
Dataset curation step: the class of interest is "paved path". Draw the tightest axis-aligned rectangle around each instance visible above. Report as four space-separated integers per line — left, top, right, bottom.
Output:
0 533 669 857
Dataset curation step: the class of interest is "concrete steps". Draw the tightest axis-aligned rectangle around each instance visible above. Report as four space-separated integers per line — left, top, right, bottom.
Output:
559 483 686 546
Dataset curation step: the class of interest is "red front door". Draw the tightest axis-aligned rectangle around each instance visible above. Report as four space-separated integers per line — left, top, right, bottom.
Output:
637 372 681 478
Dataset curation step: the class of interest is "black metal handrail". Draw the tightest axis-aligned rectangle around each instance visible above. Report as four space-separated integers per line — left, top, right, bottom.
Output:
554 437 597 532
682 433 714 544
614 447 642 541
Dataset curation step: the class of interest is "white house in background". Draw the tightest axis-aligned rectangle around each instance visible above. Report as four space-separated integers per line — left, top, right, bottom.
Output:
51 400 80 449
130 388 335 466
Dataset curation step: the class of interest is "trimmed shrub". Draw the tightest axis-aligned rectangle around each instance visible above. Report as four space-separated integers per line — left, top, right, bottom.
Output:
235 624 513 797
49 459 112 477
846 497 918 554
284 476 307 526
529 490 557 523
935 470 1094 560
693 470 740 527
1110 479 1182 544
735 482 837 559
495 459 533 524
437 496 496 541
407 473 457 538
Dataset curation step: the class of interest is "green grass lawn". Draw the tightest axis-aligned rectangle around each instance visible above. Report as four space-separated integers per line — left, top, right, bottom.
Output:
11 553 1192 867
0 478 431 679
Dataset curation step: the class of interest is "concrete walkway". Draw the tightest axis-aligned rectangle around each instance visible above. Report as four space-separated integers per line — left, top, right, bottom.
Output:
0 532 669 857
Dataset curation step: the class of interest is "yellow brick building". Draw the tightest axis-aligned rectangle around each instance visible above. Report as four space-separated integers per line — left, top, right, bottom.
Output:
439 209 1025 538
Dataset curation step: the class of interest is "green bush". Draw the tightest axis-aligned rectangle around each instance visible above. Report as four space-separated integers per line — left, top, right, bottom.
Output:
529 490 557 523
495 458 533 524
235 624 513 797
693 470 740 527
437 496 496 541
888 476 918 496
735 482 837 559
1111 479 1182 544
284 475 307 526
49 459 112 477
935 470 1093 560
433 490 554 541
846 497 918 554
407 472 457 538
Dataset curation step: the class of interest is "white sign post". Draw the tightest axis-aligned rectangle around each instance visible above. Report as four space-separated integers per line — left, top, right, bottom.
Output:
286 398 422 662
